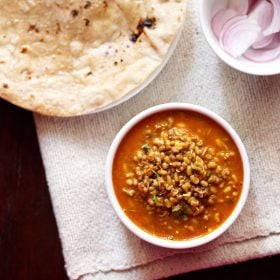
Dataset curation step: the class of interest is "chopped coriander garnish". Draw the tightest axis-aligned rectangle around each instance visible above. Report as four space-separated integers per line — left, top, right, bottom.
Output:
142 143 150 154
172 204 181 212
183 204 191 216
152 170 160 180
152 194 159 204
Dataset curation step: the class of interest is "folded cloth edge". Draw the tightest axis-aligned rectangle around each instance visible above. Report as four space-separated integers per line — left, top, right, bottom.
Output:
78 233 280 280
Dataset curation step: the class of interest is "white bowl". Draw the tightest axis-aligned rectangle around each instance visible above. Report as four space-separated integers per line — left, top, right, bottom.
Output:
199 0 280 76
105 103 250 249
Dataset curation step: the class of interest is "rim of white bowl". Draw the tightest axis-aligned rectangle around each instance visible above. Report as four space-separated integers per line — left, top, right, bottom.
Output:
105 103 250 249
199 0 280 76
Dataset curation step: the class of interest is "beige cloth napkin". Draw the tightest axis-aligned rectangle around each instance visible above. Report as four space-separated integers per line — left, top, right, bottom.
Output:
34 1 280 279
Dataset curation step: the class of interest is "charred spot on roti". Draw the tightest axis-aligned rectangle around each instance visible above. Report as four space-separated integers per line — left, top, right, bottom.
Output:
3 83 8 89
28 24 39 33
130 17 156 43
21 47 28 54
143 19 156 28
130 34 138 43
83 18 90 26
103 1 108 9
21 68 33 80
71 9 79 18
84 1 92 9
55 23 61 35
114 58 124 66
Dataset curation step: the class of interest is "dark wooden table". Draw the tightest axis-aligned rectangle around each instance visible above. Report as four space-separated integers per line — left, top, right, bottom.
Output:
0 100 279 280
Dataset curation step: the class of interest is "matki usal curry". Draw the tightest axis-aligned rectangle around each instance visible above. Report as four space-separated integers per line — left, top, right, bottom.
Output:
113 110 243 240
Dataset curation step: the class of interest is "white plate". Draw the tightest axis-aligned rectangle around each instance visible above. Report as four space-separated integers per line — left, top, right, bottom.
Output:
82 24 184 115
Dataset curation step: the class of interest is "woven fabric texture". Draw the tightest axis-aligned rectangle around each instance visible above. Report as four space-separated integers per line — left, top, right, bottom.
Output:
34 1 280 279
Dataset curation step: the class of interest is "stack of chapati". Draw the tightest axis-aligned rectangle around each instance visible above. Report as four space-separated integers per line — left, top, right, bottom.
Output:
0 0 186 116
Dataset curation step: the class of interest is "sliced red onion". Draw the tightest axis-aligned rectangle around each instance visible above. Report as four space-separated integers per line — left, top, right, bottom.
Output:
248 0 273 28
228 0 250 15
253 33 275 49
249 0 258 10
219 15 248 48
248 0 274 49
263 0 280 36
245 31 280 62
244 45 280 62
211 0 280 62
266 31 280 48
211 8 237 38
219 16 261 57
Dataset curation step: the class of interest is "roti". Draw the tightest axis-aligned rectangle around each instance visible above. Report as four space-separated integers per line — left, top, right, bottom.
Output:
0 0 186 116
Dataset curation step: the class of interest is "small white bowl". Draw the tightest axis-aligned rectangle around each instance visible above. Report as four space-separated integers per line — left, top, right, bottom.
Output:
199 0 280 76
105 103 250 249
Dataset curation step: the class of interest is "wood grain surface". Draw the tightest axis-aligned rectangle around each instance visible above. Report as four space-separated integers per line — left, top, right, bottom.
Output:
0 100 278 280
